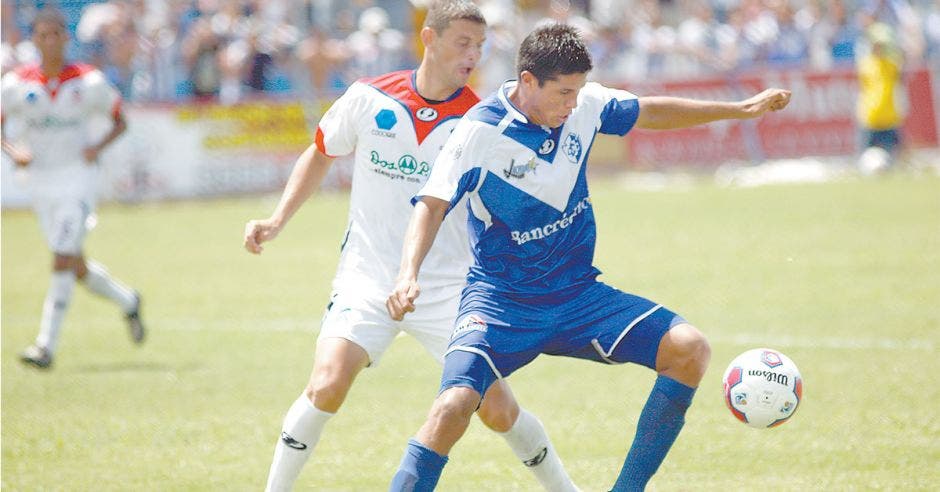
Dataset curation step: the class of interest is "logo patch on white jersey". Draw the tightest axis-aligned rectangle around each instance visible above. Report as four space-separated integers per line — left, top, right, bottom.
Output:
416 107 438 122
538 138 555 155
375 109 398 130
562 133 583 163
502 157 538 179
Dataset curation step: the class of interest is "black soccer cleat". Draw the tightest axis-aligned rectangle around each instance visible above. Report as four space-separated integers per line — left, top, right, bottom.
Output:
126 292 146 344
20 344 53 369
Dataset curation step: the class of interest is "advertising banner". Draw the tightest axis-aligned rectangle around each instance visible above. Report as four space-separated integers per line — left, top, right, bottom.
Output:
2 101 349 207
619 67 938 168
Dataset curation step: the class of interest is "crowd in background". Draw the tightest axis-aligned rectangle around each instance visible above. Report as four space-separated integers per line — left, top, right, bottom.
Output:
2 0 939 104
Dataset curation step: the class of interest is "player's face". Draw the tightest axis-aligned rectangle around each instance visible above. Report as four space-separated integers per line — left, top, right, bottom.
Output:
429 19 485 89
521 71 587 128
32 20 68 62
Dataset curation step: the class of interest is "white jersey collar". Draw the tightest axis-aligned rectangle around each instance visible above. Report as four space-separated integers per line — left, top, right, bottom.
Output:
497 80 554 132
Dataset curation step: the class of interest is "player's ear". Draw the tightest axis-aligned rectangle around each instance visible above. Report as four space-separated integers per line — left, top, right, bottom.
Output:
420 26 435 50
519 71 537 89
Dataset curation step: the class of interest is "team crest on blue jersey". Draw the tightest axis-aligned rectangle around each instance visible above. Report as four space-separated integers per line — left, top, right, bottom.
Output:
538 138 555 155
452 314 488 339
562 133 582 163
415 107 438 122
374 109 397 130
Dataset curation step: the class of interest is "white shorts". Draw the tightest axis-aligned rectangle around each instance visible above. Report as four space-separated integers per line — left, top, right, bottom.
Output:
33 197 95 255
317 290 460 366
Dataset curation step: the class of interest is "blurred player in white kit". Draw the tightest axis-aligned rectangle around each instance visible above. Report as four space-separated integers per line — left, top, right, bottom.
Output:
243 1 577 490
1 9 144 369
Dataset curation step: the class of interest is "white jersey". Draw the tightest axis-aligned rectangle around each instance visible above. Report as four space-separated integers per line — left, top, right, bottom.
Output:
417 81 641 297
315 70 479 304
1 63 121 201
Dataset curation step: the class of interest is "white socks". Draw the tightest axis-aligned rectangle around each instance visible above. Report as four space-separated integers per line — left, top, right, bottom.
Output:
36 270 77 354
500 409 578 492
83 259 138 313
265 394 335 492
263 398 574 490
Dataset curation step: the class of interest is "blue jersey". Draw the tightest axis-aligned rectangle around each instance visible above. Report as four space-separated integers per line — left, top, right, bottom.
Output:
416 80 640 298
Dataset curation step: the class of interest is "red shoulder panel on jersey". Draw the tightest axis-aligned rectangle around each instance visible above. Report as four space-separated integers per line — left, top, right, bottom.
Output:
13 63 43 82
314 126 337 157
13 62 97 98
365 70 480 145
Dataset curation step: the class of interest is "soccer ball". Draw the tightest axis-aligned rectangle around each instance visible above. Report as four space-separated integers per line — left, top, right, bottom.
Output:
857 146 891 175
722 348 803 429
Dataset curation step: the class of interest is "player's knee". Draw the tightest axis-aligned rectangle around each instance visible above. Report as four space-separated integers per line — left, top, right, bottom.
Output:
658 323 711 383
477 404 517 432
305 372 353 413
477 383 520 432
429 387 479 427
52 254 78 272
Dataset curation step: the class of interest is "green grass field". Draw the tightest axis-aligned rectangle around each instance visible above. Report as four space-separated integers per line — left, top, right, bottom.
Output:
3 174 939 491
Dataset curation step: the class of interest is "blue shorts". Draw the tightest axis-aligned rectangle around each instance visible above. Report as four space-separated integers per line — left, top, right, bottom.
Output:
864 128 900 154
440 281 685 398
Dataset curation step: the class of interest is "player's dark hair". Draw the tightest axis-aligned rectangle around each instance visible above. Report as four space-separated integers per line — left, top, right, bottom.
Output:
424 0 486 34
30 8 67 32
516 23 592 86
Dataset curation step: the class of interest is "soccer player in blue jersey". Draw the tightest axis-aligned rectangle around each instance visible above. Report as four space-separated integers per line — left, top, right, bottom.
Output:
386 23 791 491
245 2 576 491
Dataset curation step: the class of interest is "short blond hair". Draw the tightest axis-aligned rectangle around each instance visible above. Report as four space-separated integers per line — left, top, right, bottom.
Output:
423 0 486 34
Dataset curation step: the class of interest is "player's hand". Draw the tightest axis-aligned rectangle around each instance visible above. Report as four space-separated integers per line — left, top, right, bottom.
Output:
386 278 420 321
7 146 33 167
83 145 101 163
739 88 791 118
244 218 282 254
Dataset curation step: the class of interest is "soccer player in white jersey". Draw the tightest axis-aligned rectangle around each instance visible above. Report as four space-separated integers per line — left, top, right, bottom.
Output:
243 2 576 490
386 23 792 490
1 10 144 370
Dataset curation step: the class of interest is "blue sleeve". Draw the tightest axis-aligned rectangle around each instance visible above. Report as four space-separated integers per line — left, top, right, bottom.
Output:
598 97 640 136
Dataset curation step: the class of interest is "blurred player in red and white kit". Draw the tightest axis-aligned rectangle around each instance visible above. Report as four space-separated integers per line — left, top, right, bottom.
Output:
243 1 576 490
1 9 144 369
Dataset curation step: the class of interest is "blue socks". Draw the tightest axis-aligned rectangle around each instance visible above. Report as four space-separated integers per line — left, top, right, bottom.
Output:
389 439 448 492
612 375 696 491
389 376 693 491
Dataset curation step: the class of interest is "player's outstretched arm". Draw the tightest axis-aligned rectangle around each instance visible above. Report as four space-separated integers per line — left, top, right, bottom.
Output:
386 196 449 321
635 88 791 130
243 144 335 254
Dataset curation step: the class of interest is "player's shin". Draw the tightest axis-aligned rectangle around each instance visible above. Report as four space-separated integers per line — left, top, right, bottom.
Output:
389 439 448 492
265 394 334 492
500 409 578 492
611 375 696 491
82 259 138 312
35 270 77 353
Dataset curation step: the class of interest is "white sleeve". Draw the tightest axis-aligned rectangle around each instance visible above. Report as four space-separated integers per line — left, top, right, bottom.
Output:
416 118 487 212
84 69 121 117
1 72 22 120
314 83 367 157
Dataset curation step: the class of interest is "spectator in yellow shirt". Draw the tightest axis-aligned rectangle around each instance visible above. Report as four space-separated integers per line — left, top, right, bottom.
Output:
857 22 904 166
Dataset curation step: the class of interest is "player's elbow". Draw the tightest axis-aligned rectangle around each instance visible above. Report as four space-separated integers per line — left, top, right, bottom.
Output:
416 197 448 223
